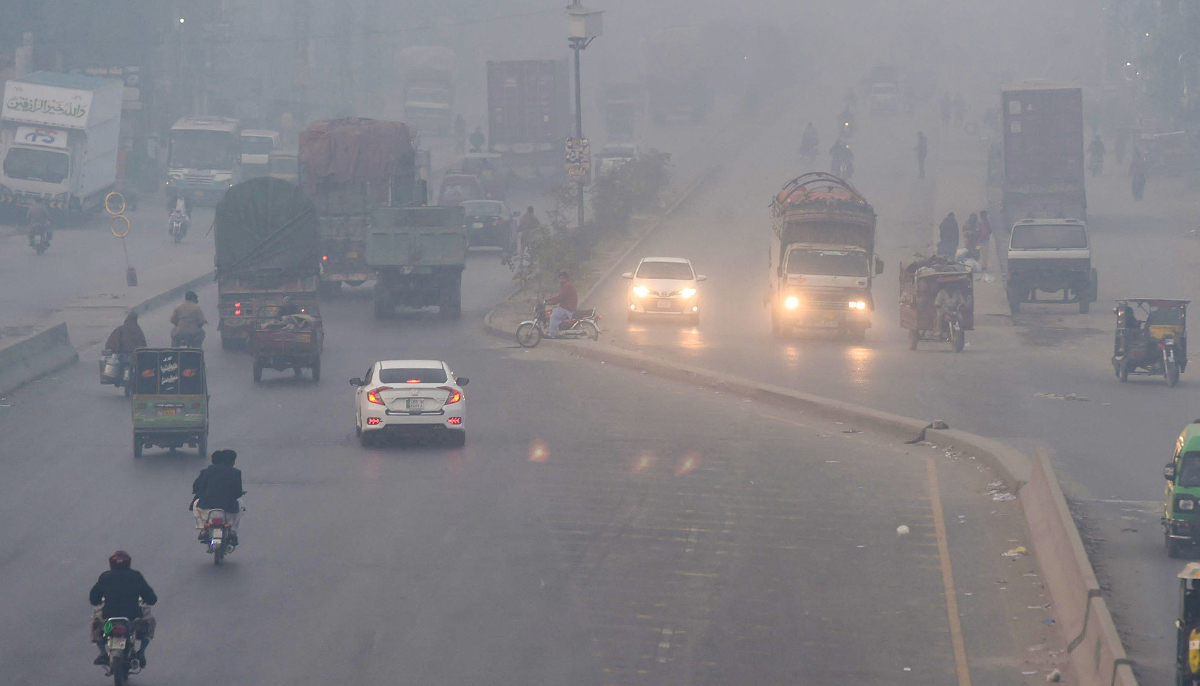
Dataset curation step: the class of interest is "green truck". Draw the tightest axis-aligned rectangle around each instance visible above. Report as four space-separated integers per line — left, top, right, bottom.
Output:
367 206 467 320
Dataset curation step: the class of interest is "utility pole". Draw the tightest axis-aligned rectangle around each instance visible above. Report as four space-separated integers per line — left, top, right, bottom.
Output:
567 3 602 230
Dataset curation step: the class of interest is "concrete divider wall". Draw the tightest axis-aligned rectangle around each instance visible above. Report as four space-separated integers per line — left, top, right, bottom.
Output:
130 271 215 317
0 323 78 397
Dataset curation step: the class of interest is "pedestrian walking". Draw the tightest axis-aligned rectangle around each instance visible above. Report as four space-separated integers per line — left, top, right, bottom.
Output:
937 212 958 257
977 210 993 271
962 213 980 259
915 131 928 179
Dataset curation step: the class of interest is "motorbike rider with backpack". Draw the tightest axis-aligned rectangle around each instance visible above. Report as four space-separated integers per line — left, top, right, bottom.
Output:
88 551 157 667
26 198 52 250
170 291 207 348
192 449 245 548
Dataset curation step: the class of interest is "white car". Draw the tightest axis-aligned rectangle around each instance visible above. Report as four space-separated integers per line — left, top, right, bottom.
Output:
350 360 468 446
622 256 706 324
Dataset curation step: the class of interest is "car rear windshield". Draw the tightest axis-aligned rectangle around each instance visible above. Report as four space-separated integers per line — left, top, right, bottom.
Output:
1011 224 1088 250
379 367 447 384
636 261 693 280
462 201 503 217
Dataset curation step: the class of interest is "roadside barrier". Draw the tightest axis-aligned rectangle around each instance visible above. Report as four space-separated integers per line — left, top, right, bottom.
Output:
0 323 78 397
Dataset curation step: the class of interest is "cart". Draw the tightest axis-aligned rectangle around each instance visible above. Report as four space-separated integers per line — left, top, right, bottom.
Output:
249 314 324 383
900 260 974 352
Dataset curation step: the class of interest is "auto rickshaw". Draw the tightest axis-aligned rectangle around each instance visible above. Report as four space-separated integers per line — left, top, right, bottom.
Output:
900 259 974 352
1176 562 1200 685
1113 298 1189 386
1163 421 1200 557
131 347 209 458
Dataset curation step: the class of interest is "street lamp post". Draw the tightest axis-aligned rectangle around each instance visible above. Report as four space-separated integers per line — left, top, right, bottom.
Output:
568 3 603 230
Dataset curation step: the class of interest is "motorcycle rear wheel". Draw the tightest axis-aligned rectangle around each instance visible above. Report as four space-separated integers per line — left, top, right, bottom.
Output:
516 323 541 348
1167 358 1180 387
580 321 599 341
213 542 224 566
952 329 965 353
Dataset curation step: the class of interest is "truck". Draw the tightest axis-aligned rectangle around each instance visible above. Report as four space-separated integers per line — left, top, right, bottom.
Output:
1000 84 1096 314
768 173 883 341
0 71 123 218
297 118 418 292
864 65 900 115
400 46 456 136
213 176 321 349
367 205 467 320
486 60 571 180
645 27 713 125
166 116 242 206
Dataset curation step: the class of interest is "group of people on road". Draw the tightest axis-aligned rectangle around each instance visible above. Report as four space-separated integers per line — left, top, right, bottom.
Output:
1085 131 1150 200
937 210 993 268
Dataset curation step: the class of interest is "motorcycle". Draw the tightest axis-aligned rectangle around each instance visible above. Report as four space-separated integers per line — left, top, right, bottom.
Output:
516 301 601 348
940 308 966 353
199 508 235 565
100 351 134 397
168 211 188 243
172 330 205 348
29 224 51 255
1089 154 1103 177
99 617 142 685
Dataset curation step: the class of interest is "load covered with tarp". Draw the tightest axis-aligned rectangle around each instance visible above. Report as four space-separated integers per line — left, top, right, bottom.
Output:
771 172 876 253
213 177 319 279
298 118 415 209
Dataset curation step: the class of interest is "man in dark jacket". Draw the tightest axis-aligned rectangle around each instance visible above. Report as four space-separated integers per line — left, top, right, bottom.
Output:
937 212 959 257
193 449 245 545
89 550 157 666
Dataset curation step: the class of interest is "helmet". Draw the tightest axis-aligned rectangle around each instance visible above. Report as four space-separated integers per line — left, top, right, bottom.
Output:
109 550 132 570
185 291 198 303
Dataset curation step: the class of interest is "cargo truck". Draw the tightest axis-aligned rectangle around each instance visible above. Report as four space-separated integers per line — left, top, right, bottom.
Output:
367 205 467 320
487 60 571 180
400 46 456 136
0 71 123 217
298 118 418 292
214 176 321 349
768 173 883 341
1000 84 1096 314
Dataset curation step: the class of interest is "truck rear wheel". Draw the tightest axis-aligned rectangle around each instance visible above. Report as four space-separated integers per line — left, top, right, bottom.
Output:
1006 286 1021 315
374 298 391 320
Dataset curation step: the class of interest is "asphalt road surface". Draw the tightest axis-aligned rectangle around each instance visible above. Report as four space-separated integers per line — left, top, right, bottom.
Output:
583 88 1200 684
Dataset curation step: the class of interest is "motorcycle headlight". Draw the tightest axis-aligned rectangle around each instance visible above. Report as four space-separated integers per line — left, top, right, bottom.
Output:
632 285 650 298
679 288 697 298
784 296 800 310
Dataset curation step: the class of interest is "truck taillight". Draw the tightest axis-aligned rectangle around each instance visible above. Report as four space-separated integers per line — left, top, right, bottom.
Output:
322 255 329 261
234 301 242 316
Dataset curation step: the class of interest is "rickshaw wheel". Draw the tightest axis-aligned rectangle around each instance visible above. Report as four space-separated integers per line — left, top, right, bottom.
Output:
952 329 965 353
1167 359 1180 387
198 434 207 458
133 435 142 459
908 329 919 350
1167 533 1184 559
1118 360 1129 382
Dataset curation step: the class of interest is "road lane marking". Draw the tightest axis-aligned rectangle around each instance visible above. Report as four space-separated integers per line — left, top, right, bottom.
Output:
926 457 973 686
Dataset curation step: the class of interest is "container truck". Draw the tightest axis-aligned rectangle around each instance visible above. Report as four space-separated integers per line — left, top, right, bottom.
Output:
166 116 242 206
0 71 123 218
400 46 456 136
1000 84 1096 314
487 60 571 179
214 176 321 349
297 118 417 292
768 173 883 341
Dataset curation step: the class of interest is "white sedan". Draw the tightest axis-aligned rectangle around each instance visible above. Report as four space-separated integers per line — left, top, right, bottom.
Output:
622 256 706 324
350 360 468 446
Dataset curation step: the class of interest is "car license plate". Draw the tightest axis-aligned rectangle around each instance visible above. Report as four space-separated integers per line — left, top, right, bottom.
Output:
407 398 424 412
656 299 672 310
108 637 126 650
160 407 176 416
346 252 358 259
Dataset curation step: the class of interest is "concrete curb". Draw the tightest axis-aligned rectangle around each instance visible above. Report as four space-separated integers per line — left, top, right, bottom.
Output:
0 322 78 398
129 270 215 317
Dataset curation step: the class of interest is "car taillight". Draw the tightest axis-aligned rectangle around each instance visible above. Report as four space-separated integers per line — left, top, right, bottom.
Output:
448 417 462 425
367 387 391 405
367 417 381 425
439 386 462 404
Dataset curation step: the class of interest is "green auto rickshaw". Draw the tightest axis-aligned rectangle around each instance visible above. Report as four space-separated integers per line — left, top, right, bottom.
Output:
131 347 209 458
1164 421 1200 557
1177 562 1200 685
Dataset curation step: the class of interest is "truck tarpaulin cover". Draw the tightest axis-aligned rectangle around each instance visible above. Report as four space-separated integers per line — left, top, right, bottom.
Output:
298 118 413 192
214 177 320 278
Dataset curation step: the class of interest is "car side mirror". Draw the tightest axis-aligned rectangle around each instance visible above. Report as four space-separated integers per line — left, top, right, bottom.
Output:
1167 464 1177 480
621 272 633 279
696 275 707 282
875 257 885 275
457 377 470 386
349 378 363 387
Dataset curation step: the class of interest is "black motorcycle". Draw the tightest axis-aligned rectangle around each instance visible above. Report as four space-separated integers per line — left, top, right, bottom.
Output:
99 617 142 685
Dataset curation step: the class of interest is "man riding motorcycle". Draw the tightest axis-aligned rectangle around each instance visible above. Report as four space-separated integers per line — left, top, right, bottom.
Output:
544 271 577 339
89 550 157 667
168 197 191 238
170 291 207 348
934 282 970 337
26 198 51 247
192 449 245 547
104 311 148 385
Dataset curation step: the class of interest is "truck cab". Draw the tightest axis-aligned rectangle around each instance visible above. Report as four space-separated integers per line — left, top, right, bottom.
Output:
775 243 883 339
167 117 242 206
1005 218 1097 314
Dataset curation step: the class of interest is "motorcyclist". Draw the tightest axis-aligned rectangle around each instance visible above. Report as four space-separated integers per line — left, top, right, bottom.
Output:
1088 134 1106 176
800 123 819 158
192 449 245 547
104 312 147 384
839 105 855 136
844 87 857 111
829 138 848 175
89 550 157 667
26 198 51 247
168 196 191 236
469 126 486 153
544 271 577 339
1130 148 1147 201
934 282 969 336
170 291 207 347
